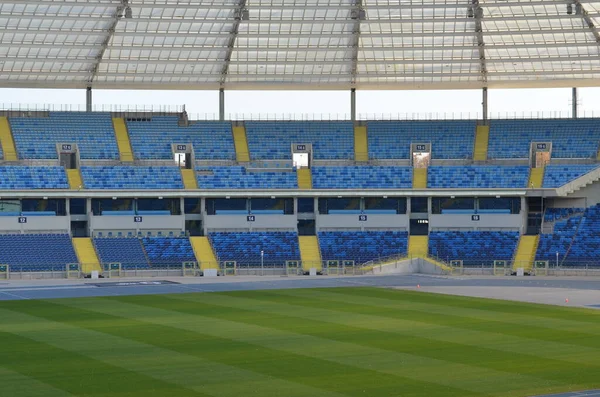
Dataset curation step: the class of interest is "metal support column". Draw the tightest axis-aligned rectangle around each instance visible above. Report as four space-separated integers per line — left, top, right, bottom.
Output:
350 88 356 122
572 87 578 119
86 87 92 112
482 87 488 122
219 88 225 121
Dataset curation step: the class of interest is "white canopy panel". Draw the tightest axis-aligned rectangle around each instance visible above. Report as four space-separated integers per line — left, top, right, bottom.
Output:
1 0 600 90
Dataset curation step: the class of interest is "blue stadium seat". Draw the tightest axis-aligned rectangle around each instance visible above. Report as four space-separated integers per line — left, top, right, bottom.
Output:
246 122 354 160
312 166 412 189
488 119 600 159
196 166 297 189
367 121 476 159
93 238 150 269
0 234 78 272
428 166 529 188
141 237 196 267
542 164 600 188
0 166 69 189
429 231 519 266
126 117 235 160
9 112 119 160
80 166 184 189
209 232 300 266
318 231 408 264
543 207 585 222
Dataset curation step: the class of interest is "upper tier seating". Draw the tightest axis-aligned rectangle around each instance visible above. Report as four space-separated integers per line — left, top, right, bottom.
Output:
429 231 519 266
196 166 297 189
141 237 196 266
318 231 408 264
209 232 300 265
428 165 529 188
536 216 581 264
127 117 235 160
0 234 78 271
246 122 354 160
488 119 600 159
0 166 69 189
542 164 600 188
81 166 184 190
312 166 412 189
93 238 149 269
9 112 119 159
367 121 476 159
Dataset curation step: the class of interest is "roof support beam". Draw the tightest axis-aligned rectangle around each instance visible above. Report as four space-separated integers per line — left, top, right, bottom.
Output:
471 0 488 86
88 0 128 85
350 0 364 86
86 87 92 112
572 1 600 49
220 0 247 87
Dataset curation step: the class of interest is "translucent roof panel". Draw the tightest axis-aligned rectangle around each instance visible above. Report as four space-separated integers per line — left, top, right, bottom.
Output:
1 0 600 90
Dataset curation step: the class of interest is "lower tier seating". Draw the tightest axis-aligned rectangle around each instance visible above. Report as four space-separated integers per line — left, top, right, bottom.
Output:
542 164 600 188
543 207 585 222
0 234 78 271
141 237 196 267
536 216 580 264
197 166 297 189
312 166 412 189
428 166 529 188
81 166 184 189
318 231 408 264
0 166 69 189
429 231 519 266
93 238 149 269
209 232 300 266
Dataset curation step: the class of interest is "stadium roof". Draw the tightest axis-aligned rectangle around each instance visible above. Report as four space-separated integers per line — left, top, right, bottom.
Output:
1 0 600 91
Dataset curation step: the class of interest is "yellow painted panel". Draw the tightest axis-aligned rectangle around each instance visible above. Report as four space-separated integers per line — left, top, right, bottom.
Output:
0 116 17 161
72 238 102 274
297 168 312 189
354 125 368 162
299 236 322 271
233 126 250 162
113 118 134 162
190 236 219 270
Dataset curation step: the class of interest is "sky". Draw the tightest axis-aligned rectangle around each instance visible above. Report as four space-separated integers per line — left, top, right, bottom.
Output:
1 87 600 120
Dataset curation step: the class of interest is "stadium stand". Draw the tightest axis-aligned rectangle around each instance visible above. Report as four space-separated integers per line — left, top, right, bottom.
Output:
141 237 196 267
126 117 235 160
488 119 600 159
427 165 529 188
9 112 119 159
209 232 301 265
93 238 149 269
542 164 600 188
196 166 297 189
543 207 585 222
80 166 184 190
429 231 520 266
312 166 413 189
0 166 69 190
536 216 582 264
318 231 408 264
367 121 476 159
0 234 78 271
245 121 354 160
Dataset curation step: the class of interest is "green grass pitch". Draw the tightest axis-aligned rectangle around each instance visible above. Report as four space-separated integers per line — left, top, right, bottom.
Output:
0 287 599 397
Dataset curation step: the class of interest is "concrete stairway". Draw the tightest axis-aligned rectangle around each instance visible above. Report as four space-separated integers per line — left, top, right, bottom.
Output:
413 168 427 189
66 169 84 190
473 125 489 161
72 238 102 274
354 125 368 162
528 167 545 188
0 116 17 161
232 125 250 162
297 168 313 189
512 235 540 272
299 236 322 271
190 236 219 270
112 118 134 162
180 169 198 189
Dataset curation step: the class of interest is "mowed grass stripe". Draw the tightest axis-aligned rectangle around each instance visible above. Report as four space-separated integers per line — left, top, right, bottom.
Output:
265 288 600 365
56 297 483 397
0 366 76 397
169 291 596 394
0 328 200 397
0 304 348 397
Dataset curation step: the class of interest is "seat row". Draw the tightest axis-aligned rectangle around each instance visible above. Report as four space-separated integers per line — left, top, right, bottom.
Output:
0 164 597 190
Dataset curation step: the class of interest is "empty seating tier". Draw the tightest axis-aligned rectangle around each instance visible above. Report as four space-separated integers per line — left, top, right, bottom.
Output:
318 231 408 264
81 166 184 189
542 164 600 188
367 121 476 159
536 216 581 263
488 119 600 159
0 234 78 272
93 238 149 269
197 166 297 189
141 237 196 267
209 232 301 266
429 231 519 266
9 112 119 159
312 166 412 189
0 166 69 190
428 165 529 188
246 121 354 160
126 117 235 160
